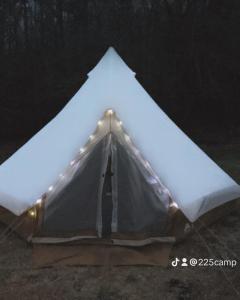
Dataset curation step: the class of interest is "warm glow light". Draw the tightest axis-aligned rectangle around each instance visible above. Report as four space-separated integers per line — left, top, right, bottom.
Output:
48 186 53 192
89 135 94 141
107 109 113 115
36 198 42 205
28 209 36 218
170 201 179 209
98 120 103 126
118 121 123 126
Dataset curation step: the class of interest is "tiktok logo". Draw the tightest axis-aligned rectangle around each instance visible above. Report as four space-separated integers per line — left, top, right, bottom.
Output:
171 257 180 267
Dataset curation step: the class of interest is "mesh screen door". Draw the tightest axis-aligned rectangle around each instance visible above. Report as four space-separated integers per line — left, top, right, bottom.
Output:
110 134 170 235
41 130 170 238
42 136 110 236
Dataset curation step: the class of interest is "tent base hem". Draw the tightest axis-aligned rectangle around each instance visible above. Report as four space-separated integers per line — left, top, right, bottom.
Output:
0 198 239 245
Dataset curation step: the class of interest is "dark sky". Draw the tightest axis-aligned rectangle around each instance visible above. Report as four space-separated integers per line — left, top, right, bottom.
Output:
0 0 240 143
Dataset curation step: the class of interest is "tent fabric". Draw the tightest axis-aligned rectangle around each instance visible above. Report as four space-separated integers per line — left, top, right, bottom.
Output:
0 47 239 222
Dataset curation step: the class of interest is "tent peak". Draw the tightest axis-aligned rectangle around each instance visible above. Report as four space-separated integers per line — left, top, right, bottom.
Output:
88 47 136 78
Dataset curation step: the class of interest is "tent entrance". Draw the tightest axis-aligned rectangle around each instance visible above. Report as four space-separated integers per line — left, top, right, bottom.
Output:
39 112 171 241
101 154 113 238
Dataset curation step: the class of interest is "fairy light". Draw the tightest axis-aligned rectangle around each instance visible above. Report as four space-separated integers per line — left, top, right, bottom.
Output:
118 121 122 126
36 198 42 205
145 161 151 168
170 201 179 209
134 148 140 156
98 120 103 126
148 177 158 184
70 160 75 166
125 134 131 142
59 173 64 179
28 209 36 218
89 135 94 141
107 109 113 115
80 148 85 153
48 186 53 192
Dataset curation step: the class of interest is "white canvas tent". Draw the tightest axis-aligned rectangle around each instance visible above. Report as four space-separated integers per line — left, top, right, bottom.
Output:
0 47 239 241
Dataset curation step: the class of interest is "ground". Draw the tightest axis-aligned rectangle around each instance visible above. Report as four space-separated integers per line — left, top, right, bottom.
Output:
0 140 239 300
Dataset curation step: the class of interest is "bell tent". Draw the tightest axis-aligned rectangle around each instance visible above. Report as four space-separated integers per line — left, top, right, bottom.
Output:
0 47 239 243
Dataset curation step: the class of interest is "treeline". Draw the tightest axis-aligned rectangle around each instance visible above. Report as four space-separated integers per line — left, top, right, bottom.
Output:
0 0 240 143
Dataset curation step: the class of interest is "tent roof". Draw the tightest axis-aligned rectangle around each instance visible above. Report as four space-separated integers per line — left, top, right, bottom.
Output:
88 47 136 78
0 47 239 221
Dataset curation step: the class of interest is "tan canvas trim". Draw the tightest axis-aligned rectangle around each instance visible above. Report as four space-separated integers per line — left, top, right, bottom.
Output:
32 235 98 244
112 236 175 247
31 235 175 246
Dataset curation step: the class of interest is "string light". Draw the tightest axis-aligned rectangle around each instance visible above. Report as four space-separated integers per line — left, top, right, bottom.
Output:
107 109 113 115
48 186 53 192
36 198 42 205
43 112 130 202
145 161 151 168
125 134 131 142
134 148 140 155
28 209 36 218
170 201 179 209
147 177 158 184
